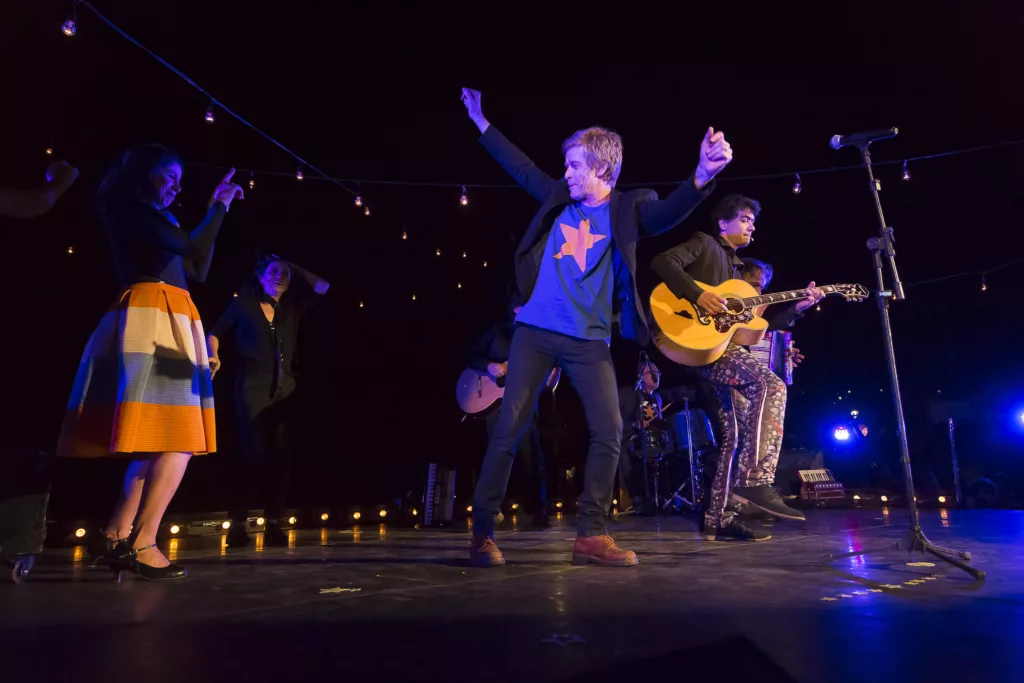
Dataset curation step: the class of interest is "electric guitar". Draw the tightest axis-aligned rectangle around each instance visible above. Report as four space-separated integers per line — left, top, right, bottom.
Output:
650 279 868 367
456 364 560 415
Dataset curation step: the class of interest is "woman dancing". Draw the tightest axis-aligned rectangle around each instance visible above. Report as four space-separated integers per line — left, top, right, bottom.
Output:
57 144 243 580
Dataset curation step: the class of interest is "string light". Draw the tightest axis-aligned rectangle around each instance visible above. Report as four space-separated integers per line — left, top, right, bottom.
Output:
402 231 408 240
233 292 238 297
792 173 802 194
45 146 53 156
901 160 911 181
460 185 468 206
412 294 417 301
358 301 364 308
457 283 462 289
462 251 467 258
436 248 441 256
483 260 488 268
354 196 363 207
981 276 987 292
364 206 370 216
66 246 74 254
205 102 215 124
62 4 77 37
248 172 254 190
295 167 304 181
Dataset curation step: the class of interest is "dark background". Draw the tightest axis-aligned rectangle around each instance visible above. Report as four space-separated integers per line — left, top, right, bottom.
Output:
3 2 1023 521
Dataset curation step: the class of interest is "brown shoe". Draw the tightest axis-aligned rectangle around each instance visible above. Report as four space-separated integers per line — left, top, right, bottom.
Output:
572 535 639 567
469 534 506 567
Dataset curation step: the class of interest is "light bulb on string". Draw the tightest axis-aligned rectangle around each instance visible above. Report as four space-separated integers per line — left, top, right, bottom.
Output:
901 160 911 181
45 146 53 156
205 102 215 124
483 260 488 268
462 251 467 259
359 301 364 308
62 6 77 37
981 276 987 292
354 196 362 207
792 173 802 194
402 231 407 240
295 167 304 181
248 172 255 190
459 185 468 206
435 248 441 256
364 206 371 217
66 246 74 255
412 294 417 301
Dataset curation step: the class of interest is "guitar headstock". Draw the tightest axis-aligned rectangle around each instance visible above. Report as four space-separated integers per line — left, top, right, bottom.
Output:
830 284 870 302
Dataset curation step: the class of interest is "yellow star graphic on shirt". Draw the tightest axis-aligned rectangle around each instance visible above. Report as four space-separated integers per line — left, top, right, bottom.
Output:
553 219 606 272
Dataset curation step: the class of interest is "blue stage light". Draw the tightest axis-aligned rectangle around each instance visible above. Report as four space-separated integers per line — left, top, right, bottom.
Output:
833 426 851 441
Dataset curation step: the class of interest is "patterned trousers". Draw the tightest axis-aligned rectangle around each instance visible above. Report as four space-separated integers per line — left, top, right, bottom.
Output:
697 344 787 528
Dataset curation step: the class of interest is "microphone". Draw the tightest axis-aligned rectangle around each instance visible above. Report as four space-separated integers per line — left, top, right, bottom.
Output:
830 128 899 150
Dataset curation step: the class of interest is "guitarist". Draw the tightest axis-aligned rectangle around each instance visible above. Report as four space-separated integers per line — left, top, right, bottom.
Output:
651 195 823 541
465 292 555 528
460 87 731 567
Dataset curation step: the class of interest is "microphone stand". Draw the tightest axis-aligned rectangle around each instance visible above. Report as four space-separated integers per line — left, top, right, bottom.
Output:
827 144 984 580
636 355 652 514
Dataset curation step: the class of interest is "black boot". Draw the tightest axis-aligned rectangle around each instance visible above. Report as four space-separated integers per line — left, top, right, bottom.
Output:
730 486 806 521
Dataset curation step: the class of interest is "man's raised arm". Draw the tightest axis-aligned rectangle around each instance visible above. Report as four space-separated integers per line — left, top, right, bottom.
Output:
461 88 561 203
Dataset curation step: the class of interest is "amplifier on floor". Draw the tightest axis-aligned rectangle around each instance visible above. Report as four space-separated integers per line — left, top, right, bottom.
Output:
423 464 456 527
798 469 845 501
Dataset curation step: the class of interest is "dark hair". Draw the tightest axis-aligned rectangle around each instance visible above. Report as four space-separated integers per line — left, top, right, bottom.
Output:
740 257 774 288
710 194 761 229
98 143 183 212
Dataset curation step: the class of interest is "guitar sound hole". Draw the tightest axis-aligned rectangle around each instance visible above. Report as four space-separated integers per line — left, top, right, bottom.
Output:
496 377 506 389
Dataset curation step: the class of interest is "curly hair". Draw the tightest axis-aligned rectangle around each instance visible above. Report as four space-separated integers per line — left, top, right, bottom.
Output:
710 194 762 229
97 143 182 212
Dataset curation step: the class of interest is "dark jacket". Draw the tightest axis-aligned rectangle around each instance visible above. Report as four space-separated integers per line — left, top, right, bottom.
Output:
466 321 515 373
209 280 321 416
651 231 802 331
479 126 714 346
102 199 227 290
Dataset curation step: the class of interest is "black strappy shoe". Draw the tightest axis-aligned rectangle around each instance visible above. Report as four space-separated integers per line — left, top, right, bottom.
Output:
109 544 187 582
87 534 130 568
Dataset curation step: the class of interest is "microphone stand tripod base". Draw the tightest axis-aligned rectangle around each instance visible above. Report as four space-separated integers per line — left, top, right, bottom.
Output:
827 525 985 581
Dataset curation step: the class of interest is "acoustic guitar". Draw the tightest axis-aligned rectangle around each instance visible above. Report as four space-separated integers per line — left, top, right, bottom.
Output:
456 365 560 415
650 279 868 367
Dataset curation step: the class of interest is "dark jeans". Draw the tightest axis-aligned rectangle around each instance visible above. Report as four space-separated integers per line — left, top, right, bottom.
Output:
485 409 547 514
228 395 295 525
472 325 622 538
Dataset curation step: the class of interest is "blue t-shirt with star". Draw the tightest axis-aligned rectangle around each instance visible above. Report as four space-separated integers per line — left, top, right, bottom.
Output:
516 200 616 342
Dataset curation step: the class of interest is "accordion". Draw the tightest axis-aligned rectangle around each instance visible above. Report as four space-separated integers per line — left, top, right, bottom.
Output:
748 330 794 385
798 469 845 501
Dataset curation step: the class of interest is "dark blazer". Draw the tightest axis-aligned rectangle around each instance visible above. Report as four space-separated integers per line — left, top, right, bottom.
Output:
478 126 715 346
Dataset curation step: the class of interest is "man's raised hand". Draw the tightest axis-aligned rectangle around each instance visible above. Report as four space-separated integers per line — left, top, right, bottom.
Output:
694 127 734 189
461 88 490 134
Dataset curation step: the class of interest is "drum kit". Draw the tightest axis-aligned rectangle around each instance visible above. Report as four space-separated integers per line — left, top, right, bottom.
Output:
627 386 717 515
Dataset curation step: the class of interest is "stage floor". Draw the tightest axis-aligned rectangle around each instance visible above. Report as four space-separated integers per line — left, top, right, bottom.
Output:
2 508 1021 683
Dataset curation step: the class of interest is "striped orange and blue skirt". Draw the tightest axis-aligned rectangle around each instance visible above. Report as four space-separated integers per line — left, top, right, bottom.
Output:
57 282 216 458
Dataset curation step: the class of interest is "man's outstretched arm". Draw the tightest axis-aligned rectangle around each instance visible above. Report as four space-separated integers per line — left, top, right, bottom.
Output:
637 127 733 236
461 88 561 203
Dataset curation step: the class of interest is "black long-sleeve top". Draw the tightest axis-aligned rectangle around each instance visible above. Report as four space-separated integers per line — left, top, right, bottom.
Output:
209 280 322 414
101 199 227 290
651 231 802 331
465 321 515 372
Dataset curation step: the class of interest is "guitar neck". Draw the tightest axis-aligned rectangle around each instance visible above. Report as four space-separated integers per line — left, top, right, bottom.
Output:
741 285 842 309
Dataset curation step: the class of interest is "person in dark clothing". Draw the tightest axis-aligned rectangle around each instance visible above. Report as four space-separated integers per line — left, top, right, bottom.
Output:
58 145 243 580
460 87 731 567
207 253 329 547
465 292 557 527
651 195 823 541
